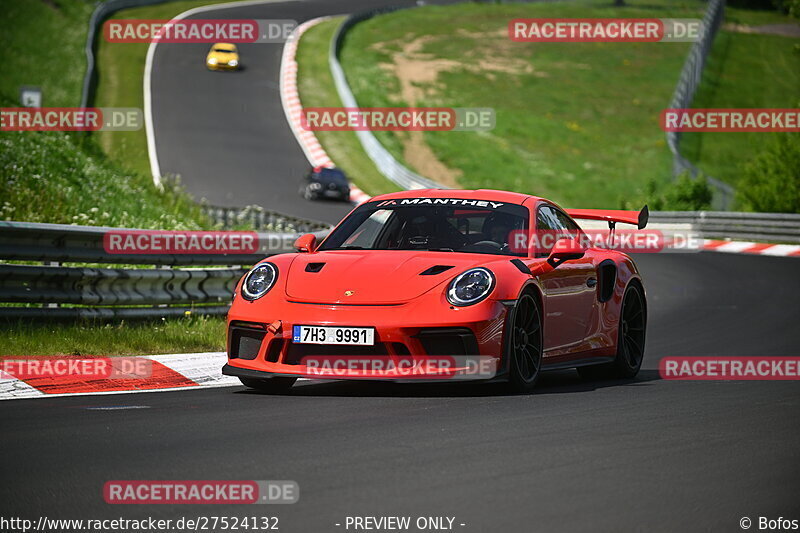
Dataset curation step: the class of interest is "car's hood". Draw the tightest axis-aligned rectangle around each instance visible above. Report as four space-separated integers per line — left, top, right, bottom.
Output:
284 251 490 305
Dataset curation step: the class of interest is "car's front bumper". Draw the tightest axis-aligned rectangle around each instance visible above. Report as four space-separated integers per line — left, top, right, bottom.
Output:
207 62 238 70
225 298 510 382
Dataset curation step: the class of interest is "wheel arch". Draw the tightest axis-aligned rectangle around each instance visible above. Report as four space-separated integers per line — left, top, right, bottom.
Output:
498 281 544 378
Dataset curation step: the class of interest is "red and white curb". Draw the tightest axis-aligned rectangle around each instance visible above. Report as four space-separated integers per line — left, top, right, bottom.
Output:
0 352 238 400
280 17 371 205
702 239 800 257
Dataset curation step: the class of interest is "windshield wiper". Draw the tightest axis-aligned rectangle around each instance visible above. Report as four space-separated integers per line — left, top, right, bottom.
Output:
331 245 365 250
428 247 455 252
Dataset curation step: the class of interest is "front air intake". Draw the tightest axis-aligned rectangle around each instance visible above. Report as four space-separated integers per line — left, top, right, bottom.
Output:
415 327 479 356
228 323 266 360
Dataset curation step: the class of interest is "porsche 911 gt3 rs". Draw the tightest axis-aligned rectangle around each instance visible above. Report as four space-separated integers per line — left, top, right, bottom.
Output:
223 189 648 393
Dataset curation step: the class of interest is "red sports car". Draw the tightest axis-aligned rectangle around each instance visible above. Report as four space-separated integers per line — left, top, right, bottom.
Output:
223 189 648 393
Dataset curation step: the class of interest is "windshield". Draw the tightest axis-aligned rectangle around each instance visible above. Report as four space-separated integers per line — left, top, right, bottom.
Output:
319 169 347 183
213 48 235 53
319 198 530 256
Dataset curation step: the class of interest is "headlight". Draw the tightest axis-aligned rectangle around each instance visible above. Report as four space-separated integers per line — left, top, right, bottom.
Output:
207 57 218 65
228 59 238 67
447 268 495 306
242 263 278 300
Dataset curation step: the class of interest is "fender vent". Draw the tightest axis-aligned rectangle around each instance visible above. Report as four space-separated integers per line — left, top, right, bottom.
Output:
305 262 325 273
597 260 617 303
420 265 454 276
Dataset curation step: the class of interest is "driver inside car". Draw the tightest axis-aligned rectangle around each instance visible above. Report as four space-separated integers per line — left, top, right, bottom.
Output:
481 212 518 249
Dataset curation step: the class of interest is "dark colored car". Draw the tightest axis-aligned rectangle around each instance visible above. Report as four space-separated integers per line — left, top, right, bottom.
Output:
300 166 351 202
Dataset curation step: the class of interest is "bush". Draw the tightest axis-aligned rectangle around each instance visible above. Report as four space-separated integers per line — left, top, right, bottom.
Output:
773 0 800 17
737 133 800 213
646 174 713 211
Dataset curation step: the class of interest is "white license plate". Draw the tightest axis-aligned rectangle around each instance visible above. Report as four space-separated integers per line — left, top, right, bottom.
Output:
292 325 374 346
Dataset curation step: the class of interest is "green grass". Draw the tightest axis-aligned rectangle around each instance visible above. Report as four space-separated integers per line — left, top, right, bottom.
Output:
93 0 241 177
725 4 800 26
0 315 225 356
0 0 213 229
0 128 215 228
0 0 232 356
680 30 800 189
338 0 702 208
1 0 94 108
333 0 798 209
295 18 401 196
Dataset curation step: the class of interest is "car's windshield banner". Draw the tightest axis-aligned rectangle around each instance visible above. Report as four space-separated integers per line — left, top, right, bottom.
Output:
374 198 506 209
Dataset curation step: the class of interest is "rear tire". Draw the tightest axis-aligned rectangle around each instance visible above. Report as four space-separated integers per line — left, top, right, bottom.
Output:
578 281 646 380
238 376 296 393
506 293 544 393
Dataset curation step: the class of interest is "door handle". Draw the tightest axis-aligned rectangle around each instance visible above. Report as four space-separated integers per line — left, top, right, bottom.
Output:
586 278 597 288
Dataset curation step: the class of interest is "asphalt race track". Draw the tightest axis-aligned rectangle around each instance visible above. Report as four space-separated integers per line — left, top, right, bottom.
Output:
150 0 455 224
2 0 798 531
2 252 799 531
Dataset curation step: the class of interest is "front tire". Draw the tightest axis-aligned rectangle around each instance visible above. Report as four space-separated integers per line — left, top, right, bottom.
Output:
239 376 296 393
506 293 544 393
578 281 646 380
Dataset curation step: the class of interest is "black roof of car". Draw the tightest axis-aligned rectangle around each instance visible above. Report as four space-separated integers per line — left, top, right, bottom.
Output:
313 167 348 184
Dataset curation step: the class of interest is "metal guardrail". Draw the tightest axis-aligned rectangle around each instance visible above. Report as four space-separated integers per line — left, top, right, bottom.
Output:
0 264 244 306
665 0 735 210
0 221 328 320
650 211 800 243
0 220 304 265
1 210 796 321
201 205 331 233
330 7 448 191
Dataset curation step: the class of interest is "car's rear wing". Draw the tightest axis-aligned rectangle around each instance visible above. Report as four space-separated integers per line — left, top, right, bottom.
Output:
565 205 649 230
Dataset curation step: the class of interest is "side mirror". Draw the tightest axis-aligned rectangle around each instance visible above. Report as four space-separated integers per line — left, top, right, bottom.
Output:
294 233 317 253
547 236 585 267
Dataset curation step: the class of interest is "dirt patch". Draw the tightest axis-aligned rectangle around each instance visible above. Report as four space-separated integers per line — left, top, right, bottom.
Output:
399 130 459 187
369 31 538 186
723 22 800 38
374 33 538 104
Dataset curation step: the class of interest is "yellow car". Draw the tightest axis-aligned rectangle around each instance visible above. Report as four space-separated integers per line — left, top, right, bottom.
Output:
206 43 239 70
